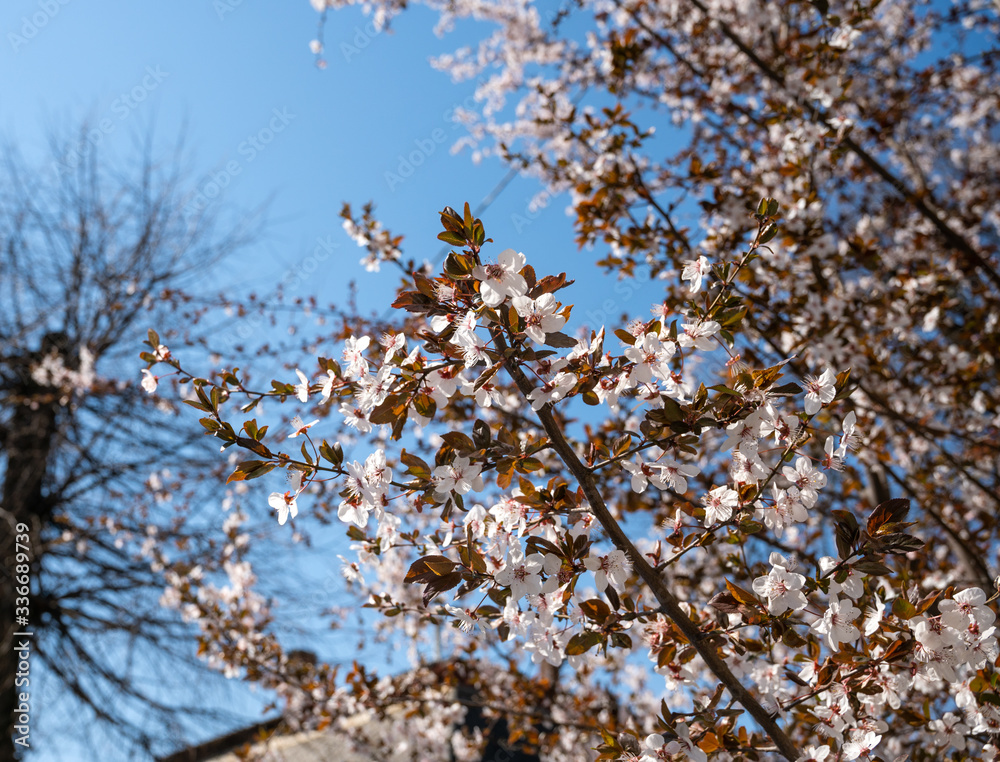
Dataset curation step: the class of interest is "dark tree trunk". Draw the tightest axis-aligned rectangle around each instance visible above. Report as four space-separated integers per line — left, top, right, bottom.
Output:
2 339 63 760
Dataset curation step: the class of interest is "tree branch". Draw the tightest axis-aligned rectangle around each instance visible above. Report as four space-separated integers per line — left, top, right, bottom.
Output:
493 332 800 761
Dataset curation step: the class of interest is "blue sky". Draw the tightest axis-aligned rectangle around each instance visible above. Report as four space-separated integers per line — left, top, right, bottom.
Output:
1 0 661 318
2 2 670 759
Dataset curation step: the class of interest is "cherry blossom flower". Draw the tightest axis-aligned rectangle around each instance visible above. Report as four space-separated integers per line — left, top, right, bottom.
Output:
795 744 832 762
624 333 676 384
429 313 457 333
320 369 338 401
782 457 827 507
566 328 603 361
862 596 885 636
452 308 478 338
594 372 626 411
680 255 710 293
473 248 527 306
268 471 303 526
455 332 488 369
756 484 807 536
434 281 456 303
293 368 310 402
584 549 630 592
803 367 837 415
812 597 861 650
498 597 536 641
841 730 882 760
140 369 158 394
431 456 484 497
526 372 575 410
529 584 565 625
664 723 706 762
759 403 800 445
379 332 406 360
344 459 374 503
639 733 665 762
463 504 488 539
657 458 699 493
338 554 364 585
337 494 369 528
342 335 371 379
820 435 844 471
819 557 864 599
621 456 661 494
490 494 530 536
287 415 319 438
511 293 566 344
525 622 569 667
928 711 970 751
340 402 372 433
837 410 860 457
829 24 861 50
495 548 544 600
363 449 392 490
940 587 996 630
720 407 765 456
702 485 739 526
445 605 482 633
356 364 394 410
677 319 720 351
731 449 767 485
752 553 808 614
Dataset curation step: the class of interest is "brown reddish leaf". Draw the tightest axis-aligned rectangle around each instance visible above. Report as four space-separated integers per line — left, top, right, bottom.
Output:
725 580 764 610
565 630 603 656
866 498 911 536
579 598 612 623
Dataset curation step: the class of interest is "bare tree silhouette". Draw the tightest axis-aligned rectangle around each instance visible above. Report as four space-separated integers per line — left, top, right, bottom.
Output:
0 127 263 760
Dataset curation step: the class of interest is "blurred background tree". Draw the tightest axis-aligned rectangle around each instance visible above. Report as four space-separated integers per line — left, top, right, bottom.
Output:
0 127 269 760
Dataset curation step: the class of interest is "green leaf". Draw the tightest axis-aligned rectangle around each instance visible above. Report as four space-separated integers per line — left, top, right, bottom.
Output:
319 440 344 466
463 201 474 233
437 230 467 247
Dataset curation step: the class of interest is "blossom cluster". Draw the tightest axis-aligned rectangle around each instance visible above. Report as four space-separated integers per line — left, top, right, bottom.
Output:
152 198 1000 762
